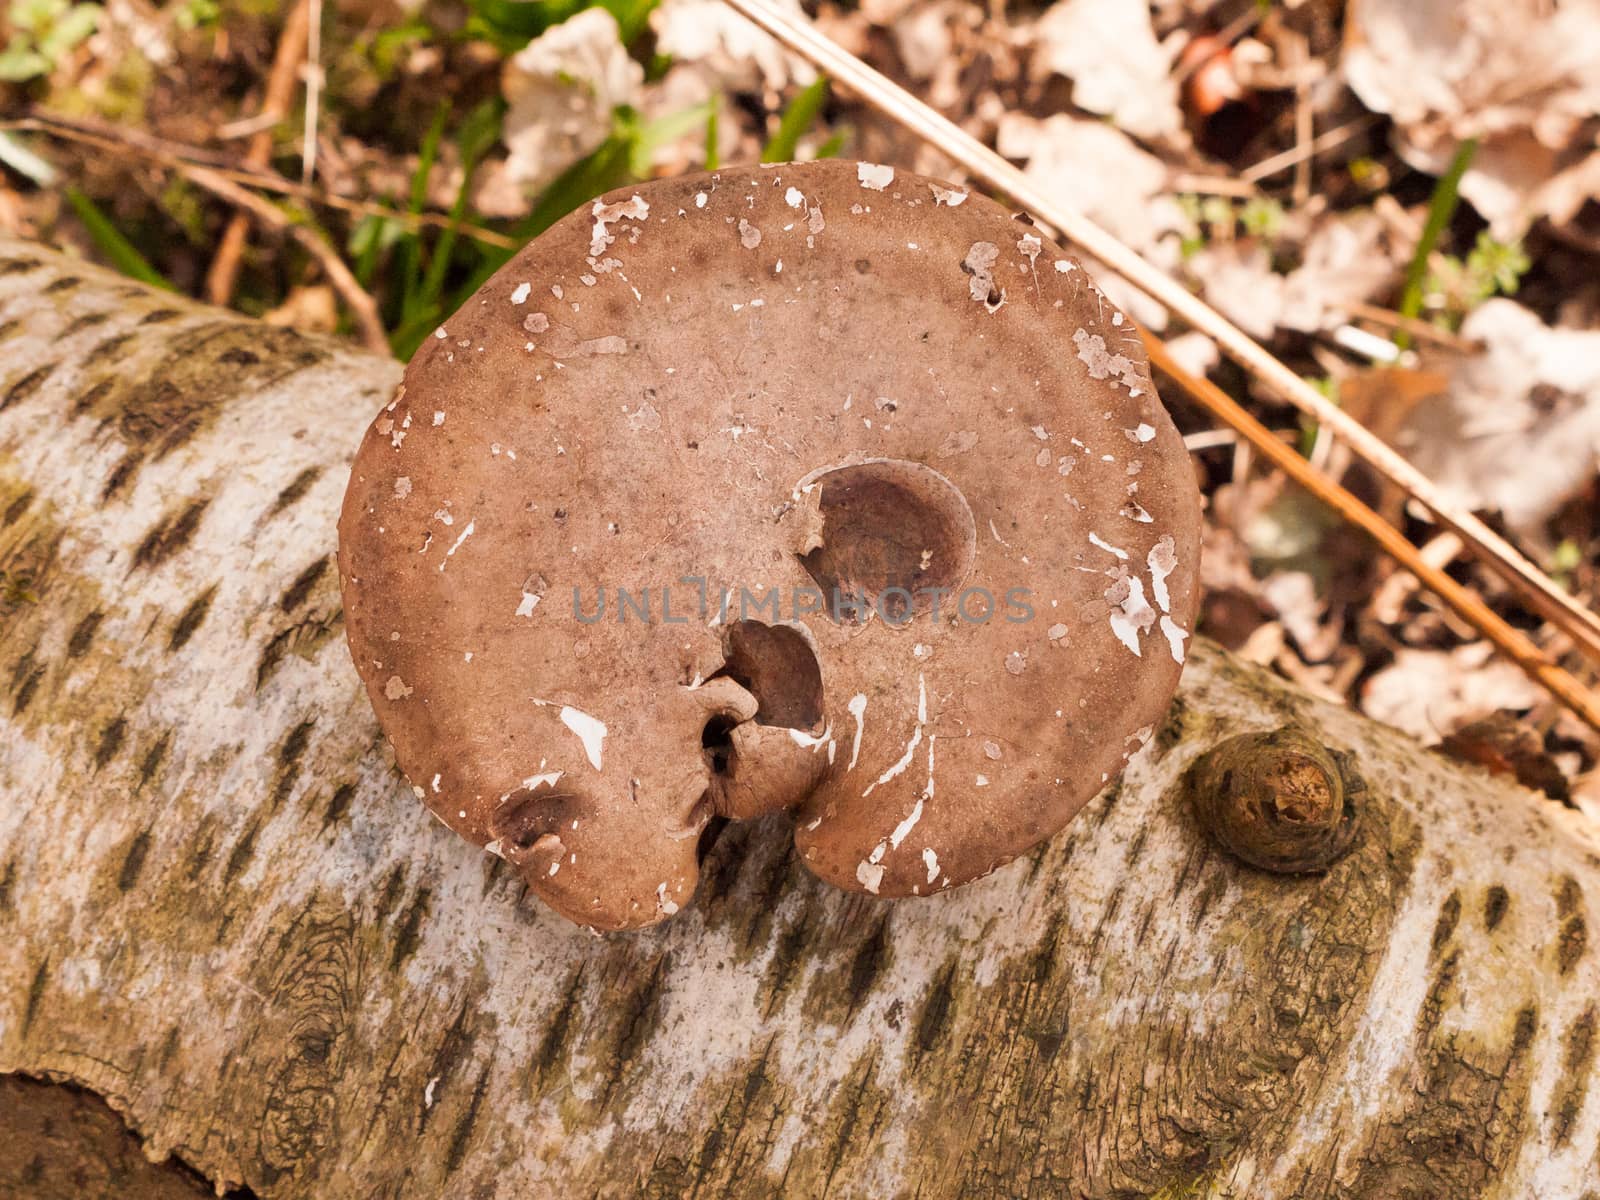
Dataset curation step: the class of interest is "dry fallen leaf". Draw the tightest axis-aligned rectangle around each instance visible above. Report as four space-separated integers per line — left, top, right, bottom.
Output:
1186 210 1404 338
1437 711 1572 802
1343 0 1600 235
1361 641 1547 740
1396 299 1600 538
501 8 644 199
891 2 953 81
995 112 1182 255
263 284 338 336
651 0 816 92
1031 0 1185 143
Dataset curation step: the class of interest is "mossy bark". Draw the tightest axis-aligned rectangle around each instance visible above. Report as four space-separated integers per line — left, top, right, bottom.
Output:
0 240 1597 1198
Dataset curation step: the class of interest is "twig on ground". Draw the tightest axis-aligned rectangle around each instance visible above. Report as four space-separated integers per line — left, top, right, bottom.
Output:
205 0 312 307
186 165 389 355
1289 33 1313 209
1170 173 1257 198
5 115 520 250
1345 302 1480 352
1143 337 1600 733
721 0 1600 677
303 0 323 184
1239 115 1379 184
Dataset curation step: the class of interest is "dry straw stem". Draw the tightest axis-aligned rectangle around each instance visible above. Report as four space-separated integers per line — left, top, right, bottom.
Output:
8 113 520 250
721 0 1600 672
1144 337 1600 734
205 0 313 306
184 165 389 354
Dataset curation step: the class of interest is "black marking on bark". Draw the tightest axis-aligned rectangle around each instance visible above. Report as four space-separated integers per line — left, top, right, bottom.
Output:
1484 884 1510 932
914 958 959 1057
139 307 182 325
0 860 14 914
1511 1004 1538 1057
697 818 754 906
389 886 431 970
132 498 209 570
1023 840 1052 886
1190 872 1227 930
418 1003 474 1136
818 1055 880 1198
88 322 327 503
63 311 111 337
845 915 892 1019
185 813 219 879
1556 875 1587 975
157 1025 182 1074
373 865 406 925
21 958 48 1037
1134 897 1158 945
444 1063 491 1177
138 731 172 790
117 830 152 892
1430 890 1461 956
1032 915 1064 987
94 716 127 770
606 956 669 1102
70 376 113 417
84 332 135 367
1156 693 1196 754
760 910 811 1018
1 488 32 528
255 608 343 692
280 557 330 612
532 965 585 1089
323 782 356 829
12 659 43 716
66 609 103 658
1551 1006 1595 1146
278 719 314 771
2 364 55 412
1124 823 1149 866
44 276 82 294
1417 948 1460 1042
268 466 323 518
168 585 217 651
100 451 140 501
222 818 261 885
0 257 43 276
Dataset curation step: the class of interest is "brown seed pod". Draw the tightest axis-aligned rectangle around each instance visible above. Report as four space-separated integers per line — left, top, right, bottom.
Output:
1187 726 1363 874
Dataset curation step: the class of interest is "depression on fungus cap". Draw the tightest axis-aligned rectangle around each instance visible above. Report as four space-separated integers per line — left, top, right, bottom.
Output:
337 160 1202 931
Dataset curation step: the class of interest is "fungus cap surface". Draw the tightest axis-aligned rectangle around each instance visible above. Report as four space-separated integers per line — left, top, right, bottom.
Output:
337 160 1202 930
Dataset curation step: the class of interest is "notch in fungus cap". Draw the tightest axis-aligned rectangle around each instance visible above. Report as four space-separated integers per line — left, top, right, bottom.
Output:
336 160 1202 931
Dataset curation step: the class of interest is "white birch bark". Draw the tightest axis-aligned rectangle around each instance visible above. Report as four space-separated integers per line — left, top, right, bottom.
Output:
0 239 1596 1198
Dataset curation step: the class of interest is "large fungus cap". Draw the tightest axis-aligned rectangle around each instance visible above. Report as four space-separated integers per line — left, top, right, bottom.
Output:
337 159 1202 931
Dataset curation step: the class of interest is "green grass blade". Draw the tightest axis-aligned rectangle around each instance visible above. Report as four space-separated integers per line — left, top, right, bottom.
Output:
417 100 503 312
396 103 449 323
762 75 829 163
64 188 174 291
1395 138 1477 349
704 97 720 171
812 127 849 159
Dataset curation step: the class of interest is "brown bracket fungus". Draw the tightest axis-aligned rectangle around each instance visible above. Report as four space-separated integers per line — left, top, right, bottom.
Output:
337 160 1203 930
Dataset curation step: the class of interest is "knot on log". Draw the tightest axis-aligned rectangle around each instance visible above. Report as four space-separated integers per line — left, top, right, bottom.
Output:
1187 726 1364 873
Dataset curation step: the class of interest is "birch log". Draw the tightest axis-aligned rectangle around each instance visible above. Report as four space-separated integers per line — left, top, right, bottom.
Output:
0 239 1597 1199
